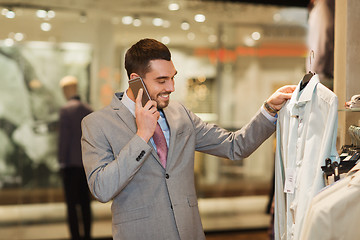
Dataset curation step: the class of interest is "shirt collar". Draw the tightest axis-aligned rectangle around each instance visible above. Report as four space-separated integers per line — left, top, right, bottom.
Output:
288 74 320 106
121 90 135 117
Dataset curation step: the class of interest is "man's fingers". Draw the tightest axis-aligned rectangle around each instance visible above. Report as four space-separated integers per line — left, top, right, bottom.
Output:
144 99 157 110
135 88 143 108
282 92 293 100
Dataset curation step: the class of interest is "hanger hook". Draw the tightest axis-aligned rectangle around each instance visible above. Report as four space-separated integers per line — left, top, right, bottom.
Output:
309 50 315 71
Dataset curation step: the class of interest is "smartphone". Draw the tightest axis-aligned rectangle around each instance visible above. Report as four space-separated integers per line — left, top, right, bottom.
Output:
128 77 151 107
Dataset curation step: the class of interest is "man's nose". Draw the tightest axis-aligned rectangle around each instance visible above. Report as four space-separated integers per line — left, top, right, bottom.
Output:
165 80 175 92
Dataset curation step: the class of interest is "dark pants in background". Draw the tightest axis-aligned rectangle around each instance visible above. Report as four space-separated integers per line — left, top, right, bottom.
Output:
62 167 92 240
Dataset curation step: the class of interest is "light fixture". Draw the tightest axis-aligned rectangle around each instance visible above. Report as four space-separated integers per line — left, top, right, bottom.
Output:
133 17 142 27
168 3 180 11
14 32 24 41
122 16 133 25
243 36 255 47
5 9 15 19
273 13 282 22
181 21 190 30
152 17 163 27
40 22 52 31
163 20 170 28
208 34 217 43
2 8 8 15
47 10 55 19
36 9 47 18
36 9 55 19
251 32 261 41
4 38 14 46
161 36 170 44
187 32 195 40
194 14 205 23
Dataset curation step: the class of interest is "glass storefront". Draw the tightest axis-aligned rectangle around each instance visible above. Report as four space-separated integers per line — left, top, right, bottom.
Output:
0 1 309 239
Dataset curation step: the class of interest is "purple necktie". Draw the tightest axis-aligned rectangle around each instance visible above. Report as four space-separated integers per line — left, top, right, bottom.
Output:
153 123 168 168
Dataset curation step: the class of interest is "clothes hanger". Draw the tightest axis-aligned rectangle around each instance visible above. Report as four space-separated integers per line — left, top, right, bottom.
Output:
300 50 315 91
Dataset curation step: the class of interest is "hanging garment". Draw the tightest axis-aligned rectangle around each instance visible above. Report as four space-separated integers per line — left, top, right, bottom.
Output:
274 74 339 240
300 163 360 240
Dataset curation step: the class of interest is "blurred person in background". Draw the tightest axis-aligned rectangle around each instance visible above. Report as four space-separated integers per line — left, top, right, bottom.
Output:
58 76 93 240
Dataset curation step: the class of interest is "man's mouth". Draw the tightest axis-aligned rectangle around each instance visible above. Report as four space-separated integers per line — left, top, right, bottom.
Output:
158 93 170 100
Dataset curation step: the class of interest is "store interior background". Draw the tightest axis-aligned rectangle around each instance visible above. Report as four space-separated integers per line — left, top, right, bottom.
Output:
0 0 338 239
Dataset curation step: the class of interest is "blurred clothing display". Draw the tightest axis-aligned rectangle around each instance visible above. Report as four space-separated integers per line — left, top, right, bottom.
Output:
274 74 339 240
300 163 360 240
345 94 360 109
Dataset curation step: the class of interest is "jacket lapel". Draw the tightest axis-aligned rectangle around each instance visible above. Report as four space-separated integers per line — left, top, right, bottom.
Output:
162 104 177 168
111 93 164 166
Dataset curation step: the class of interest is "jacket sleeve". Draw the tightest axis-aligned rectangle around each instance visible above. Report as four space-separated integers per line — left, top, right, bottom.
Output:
81 113 152 203
184 105 276 160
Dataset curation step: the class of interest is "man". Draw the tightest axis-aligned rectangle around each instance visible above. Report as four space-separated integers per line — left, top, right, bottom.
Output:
81 38 295 240
59 76 93 240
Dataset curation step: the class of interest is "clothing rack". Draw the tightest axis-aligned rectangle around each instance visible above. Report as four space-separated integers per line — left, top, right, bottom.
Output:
322 125 360 185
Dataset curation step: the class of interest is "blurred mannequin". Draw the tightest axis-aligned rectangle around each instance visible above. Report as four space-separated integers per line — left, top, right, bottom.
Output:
58 76 93 240
307 0 335 89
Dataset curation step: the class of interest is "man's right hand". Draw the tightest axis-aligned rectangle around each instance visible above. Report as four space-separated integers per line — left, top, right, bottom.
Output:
135 88 159 142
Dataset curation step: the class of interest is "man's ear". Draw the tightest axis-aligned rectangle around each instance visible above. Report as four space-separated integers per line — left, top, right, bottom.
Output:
129 73 140 80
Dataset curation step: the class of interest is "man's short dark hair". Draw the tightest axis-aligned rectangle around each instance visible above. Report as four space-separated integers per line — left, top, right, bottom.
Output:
125 38 171 79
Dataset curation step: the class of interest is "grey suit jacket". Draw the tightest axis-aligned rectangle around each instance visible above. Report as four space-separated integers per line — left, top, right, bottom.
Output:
81 92 275 240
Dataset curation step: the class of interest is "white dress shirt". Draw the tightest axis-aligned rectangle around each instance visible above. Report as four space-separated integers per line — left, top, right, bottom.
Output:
274 74 339 240
300 163 360 240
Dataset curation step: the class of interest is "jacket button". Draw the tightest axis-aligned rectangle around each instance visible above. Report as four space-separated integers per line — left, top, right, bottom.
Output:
165 173 170 179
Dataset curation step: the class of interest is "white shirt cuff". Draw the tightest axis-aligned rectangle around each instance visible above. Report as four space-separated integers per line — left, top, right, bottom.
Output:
261 105 277 124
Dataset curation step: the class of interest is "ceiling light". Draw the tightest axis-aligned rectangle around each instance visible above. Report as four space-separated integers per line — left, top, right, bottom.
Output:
2 8 8 16
152 18 163 27
122 16 133 25
243 36 255 47
36 10 47 18
40 22 52 31
161 36 170 44
168 3 180 11
187 32 195 40
208 34 217 43
251 32 261 40
47 10 55 19
4 38 14 47
133 18 142 27
163 20 171 28
273 13 282 22
36 9 55 19
5 9 15 19
181 21 190 30
194 14 205 23
14 32 24 41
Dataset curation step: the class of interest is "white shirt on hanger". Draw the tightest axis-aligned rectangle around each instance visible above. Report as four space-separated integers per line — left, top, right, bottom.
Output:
274 74 339 240
300 163 360 240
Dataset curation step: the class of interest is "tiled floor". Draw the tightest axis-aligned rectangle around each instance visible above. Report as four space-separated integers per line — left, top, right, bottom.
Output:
0 195 271 240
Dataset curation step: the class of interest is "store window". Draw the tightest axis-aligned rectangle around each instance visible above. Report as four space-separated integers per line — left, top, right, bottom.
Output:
0 1 310 238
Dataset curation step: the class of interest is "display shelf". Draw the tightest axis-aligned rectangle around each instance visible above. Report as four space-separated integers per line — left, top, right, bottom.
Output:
338 108 360 112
